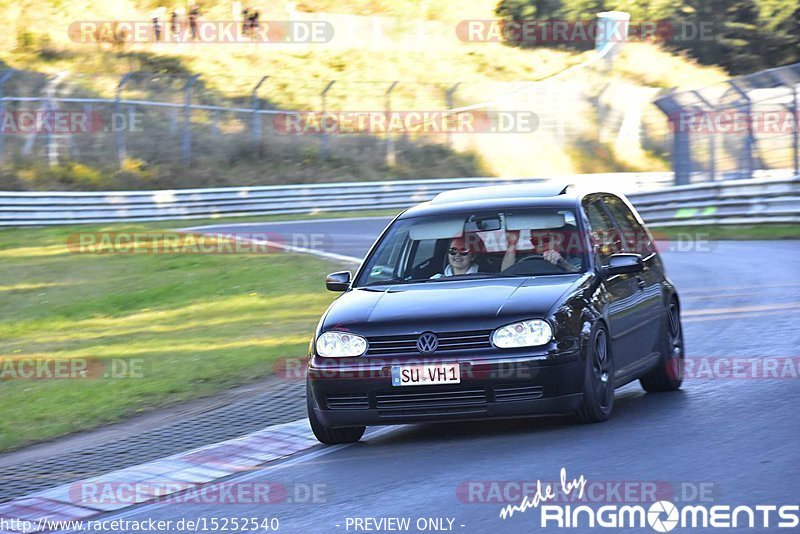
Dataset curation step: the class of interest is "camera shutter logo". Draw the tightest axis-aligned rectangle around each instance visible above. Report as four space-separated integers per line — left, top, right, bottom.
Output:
417 332 438 353
647 501 679 532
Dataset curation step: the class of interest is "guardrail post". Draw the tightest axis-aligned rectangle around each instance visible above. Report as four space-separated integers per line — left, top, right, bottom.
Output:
385 81 398 166
251 76 269 148
320 80 335 160
182 75 200 165
115 73 133 168
0 69 16 163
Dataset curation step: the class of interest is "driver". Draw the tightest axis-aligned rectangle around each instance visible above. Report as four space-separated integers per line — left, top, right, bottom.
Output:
501 230 581 273
431 236 480 278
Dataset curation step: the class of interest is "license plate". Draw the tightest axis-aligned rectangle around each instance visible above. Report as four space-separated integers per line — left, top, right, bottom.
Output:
391 363 460 387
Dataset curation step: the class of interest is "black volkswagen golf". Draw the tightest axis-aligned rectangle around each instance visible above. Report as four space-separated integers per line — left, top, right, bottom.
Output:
306 183 684 444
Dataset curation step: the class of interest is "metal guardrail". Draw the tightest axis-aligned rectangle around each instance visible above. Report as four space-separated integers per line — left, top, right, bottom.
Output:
0 173 671 226
0 174 797 228
629 176 800 227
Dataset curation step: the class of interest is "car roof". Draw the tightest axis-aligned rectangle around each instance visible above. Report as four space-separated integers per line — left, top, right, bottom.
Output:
400 182 585 218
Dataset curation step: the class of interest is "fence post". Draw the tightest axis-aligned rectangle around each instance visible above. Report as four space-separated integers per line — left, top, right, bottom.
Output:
445 83 460 146
251 76 269 147
728 81 754 180
320 80 335 159
792 85 799 177
673 122 691 185
385 81 398 166
182 75 200 165
115 73 133 168
45 72 68 167
0 69 15 163
693 91 716 181
774 69 800 178
211 109 219 136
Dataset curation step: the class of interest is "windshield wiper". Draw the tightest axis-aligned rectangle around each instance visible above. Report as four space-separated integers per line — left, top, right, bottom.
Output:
421 272 516 282
363 277 430 286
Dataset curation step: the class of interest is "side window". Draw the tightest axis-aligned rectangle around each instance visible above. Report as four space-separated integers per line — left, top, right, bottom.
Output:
602 195 656 256
410 239 437 270
583 198 623 263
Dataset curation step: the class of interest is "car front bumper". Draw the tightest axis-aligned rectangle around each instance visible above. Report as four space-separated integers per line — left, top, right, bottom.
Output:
307 350 585 428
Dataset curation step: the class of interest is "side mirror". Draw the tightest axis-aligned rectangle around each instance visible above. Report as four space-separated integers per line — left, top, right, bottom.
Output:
603 253 644 277
326 271 351 292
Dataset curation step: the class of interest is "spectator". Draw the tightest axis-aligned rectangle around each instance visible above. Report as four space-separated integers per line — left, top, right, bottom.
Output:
152 14 162 42
249 9 260 39
242 7 251 37
188 2 200 41
170 9 179 38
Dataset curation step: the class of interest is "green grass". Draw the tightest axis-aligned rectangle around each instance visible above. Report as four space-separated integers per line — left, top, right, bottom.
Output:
0 222 345 451
1 214 795 450
652 224 800 241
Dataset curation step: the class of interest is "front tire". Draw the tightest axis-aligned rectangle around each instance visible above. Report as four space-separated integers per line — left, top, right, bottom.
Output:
574 324 614 423
640 299 684 392
306 380 365 444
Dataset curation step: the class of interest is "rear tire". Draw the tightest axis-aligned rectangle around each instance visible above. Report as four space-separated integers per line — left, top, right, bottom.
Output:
574 324 614 423
306 380 365 444
640 299 684 392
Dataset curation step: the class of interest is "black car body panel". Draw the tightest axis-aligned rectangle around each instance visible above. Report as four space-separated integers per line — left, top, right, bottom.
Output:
307 184 681 431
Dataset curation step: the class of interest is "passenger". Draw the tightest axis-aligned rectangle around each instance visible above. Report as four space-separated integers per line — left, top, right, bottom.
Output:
431 237 480 278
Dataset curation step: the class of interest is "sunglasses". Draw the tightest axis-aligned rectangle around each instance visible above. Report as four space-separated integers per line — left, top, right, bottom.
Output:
448 248 471 257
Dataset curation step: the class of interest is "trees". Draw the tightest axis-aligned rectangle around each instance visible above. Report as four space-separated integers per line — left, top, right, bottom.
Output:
493 0 800 73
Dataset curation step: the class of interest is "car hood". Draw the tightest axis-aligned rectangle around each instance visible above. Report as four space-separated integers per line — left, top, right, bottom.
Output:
321 275 584 335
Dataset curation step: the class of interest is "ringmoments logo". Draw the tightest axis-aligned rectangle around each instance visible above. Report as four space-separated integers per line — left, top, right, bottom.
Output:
498 468 799 531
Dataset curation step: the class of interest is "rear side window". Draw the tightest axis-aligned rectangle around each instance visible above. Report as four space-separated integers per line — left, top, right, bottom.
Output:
583 198 623 263
602 195 656 256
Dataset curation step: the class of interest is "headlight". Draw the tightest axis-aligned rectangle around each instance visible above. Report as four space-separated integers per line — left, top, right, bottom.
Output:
316 331 367 357
492 319 553 348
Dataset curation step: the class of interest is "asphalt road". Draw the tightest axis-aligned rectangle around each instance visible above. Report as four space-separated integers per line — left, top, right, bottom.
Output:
66 219 800 533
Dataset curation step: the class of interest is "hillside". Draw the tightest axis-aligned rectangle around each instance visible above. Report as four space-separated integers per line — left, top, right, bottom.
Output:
0 0 729 190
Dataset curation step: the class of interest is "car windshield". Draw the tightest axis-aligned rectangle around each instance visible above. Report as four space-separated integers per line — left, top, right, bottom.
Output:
356 208 586 286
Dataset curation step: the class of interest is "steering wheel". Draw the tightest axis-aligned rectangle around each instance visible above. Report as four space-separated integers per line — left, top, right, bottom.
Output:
502 253 567 275
516 253 545 262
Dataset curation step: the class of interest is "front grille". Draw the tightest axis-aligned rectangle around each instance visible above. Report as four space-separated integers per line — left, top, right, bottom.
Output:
366 330 493 355
493 385 544 402
375 388 488 417
326 393 370 410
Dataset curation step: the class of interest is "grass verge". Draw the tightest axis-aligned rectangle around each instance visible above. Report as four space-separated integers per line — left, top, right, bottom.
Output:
2 215 793 451
652 224 800 241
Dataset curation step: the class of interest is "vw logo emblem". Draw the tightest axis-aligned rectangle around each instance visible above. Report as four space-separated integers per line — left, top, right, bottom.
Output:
416 332 438 353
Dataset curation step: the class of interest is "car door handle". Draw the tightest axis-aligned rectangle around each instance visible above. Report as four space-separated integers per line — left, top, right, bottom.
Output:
636 277 646 290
